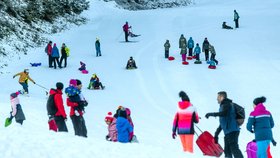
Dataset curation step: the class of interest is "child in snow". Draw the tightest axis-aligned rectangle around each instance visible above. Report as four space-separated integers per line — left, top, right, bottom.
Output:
78 61 86 71
105 112 118 142
187 37 194 57
65 79 85 113
164 40 170 58
194 43 201 61
172 91 199 153
222 22 233 29
180 43 187 62
116 107 133 143
87 73 105 90
126 57 137 69
5 91 26 127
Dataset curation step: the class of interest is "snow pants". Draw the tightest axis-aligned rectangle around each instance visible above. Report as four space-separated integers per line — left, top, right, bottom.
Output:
54 116 68 132
224 131 244 158
257 140 271 158
71 115 87 137
179 134 194 153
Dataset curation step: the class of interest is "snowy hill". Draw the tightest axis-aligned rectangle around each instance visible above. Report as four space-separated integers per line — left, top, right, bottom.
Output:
0 0 279 157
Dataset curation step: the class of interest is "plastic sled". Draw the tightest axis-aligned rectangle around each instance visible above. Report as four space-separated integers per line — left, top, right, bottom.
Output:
81 70 89 74
208 65 216 69
192 56 196 59
246 141 257 158
194 60 202 64
48 119 58 132
182 61 189 65
126 67 137 70
187 56 193 60
30 63 41 67
168 56 175 61
5 118 12 127
196 131 224 157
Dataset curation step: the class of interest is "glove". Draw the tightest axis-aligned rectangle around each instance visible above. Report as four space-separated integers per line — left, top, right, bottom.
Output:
106 135 111 141
33 82 36 84
13 76 15 79
272 140 277 146
172 132 177 139
205 113 215 119
214 136 218 144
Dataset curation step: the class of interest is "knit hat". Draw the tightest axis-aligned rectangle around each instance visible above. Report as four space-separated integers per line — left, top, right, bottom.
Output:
253 96 266 105
10 91 20 99
56 82 64 90
69 79 77 86
105 112 114 122
76 79 82 86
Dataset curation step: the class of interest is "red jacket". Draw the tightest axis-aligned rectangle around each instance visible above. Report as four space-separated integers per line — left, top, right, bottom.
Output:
66 98 83 116
47 44 52 55
123 23 129 32
50 89 67 118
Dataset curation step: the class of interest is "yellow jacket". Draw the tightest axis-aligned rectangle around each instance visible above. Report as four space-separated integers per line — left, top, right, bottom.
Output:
14 72 35 84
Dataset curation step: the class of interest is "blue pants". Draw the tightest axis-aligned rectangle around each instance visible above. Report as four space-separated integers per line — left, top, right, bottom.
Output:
257 140 270 158
20 82 28 93
96 48 101 56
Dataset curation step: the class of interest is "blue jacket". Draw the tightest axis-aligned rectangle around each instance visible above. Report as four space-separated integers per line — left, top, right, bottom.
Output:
187 37 194 48
194 46 201 54
246 103 274 141
95 40 100 51
51 46 60 57
116 117 133 143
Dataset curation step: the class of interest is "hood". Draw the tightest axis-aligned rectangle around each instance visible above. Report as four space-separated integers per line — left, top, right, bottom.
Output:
255 103 266 112
178 101 191 110
49 89 62 95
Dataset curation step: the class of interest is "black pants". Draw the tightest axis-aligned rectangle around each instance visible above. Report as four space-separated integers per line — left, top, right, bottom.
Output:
205 49 209 61
48 55 53 67
71 115 87 137
52 57 60 69
234 20 239 28
188 48 193 56
54 116 68 132
196 54 200 61
125 31 129 42
59 56 67 67
165 50 169 58
224 131 243 158
210 53 218 65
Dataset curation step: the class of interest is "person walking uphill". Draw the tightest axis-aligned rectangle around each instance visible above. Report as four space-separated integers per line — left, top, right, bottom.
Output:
13 69 35 94
172 91 199 153
123 22 131 42
234 10 240 28
247 96 276 158
95 38 101 57
164 40 170 58
205 91 244 158
45 41 53 68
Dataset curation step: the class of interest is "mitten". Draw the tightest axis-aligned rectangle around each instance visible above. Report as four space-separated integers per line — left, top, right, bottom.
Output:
172 132 177 139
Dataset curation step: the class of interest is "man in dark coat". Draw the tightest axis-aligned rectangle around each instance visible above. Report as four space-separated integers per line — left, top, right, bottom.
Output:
234 10 240 28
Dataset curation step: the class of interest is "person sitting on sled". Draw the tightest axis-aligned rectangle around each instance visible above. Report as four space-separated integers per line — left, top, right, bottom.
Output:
126 57 137 69
87 73 105 90
222 22 233 29
5 91 26 127
128 28 140 37
78 61 86 71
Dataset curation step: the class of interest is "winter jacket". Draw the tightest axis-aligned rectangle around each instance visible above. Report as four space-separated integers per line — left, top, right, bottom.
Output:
179 36 187 48
246 103 274 141
172 101 199 135
10 97 20 116
67 98 83 116
50 89 67 119
95 40 100 50
187 37 194 49
234 11 239 20
14 72 35 84
194 46 201 55
14 104 25 123
180 44 187 55
164 41 170 51
61 47 67 57
202 40 209 52
116 116 133 143
46 44 52 55
209 45 216 55
51 46 60 58
107 118 118 142
123 23 129 32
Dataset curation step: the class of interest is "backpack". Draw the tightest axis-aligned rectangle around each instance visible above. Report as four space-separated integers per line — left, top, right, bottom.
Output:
65 47 70 57
232 103 245 126
46 89 58 116
45 45 48 53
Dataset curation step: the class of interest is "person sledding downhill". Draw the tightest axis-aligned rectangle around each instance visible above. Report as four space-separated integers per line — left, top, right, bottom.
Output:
13 69 36 95
126 56 137 69
5 91 26 127
87 73 105 90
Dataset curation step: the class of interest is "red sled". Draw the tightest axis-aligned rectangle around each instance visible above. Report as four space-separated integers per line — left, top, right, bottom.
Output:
208 65 216 69
196 131 224 157
168 56 175 61
187 56 193 60
182 61 189 65
192 56 196 59
48 119 58 132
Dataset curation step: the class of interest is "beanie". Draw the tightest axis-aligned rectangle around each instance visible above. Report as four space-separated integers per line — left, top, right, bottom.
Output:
10 92 18 99
105 112 114 122
69 79 77 86
56 82 64 90
76 79 82 86
253 96 266 105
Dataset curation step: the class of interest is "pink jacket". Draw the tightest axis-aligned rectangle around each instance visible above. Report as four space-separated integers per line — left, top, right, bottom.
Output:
10 97 20 116
108 118 118 142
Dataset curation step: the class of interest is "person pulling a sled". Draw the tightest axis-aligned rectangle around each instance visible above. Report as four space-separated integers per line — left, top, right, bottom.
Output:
13 69 36 95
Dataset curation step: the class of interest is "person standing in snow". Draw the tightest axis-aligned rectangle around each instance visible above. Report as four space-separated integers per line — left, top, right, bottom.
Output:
164 40 171 58
50 82 68 132
187 37 194 57
95 38 101 57
13 69 35 94
179 34 187 49
194 43 201 61
66 79 88 137
5 91 26 127
247 96 276 158
234 10 240 28
105 112 118 142
202 38 210 61
116 107 133 143
172 91 199 153
45 41 53 68
123 22 131 42
205 91 244 158
59 43 68 68
180 43 187 62
209 44 218 65
51 43 60 69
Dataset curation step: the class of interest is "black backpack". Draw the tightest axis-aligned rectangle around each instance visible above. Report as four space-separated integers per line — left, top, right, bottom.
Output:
232 103 245 126
46 89 58 116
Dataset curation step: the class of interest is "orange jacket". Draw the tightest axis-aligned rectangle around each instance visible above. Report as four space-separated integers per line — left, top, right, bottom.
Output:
14 72 35 83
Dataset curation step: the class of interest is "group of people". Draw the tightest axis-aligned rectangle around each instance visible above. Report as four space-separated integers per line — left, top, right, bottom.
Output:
45 41 70 69
172 90 276 158
222 10 240 30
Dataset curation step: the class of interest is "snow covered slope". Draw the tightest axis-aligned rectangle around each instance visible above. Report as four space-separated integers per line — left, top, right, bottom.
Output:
0 0 279 157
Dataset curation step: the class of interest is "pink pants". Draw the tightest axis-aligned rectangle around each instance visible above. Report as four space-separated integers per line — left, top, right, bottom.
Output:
179 134 194 153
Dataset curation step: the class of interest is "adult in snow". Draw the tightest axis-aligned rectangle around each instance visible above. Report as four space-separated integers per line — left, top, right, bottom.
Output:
50 82 68 132
222 22 233 29
66 79 88 137
123 21 131 42
247 96 276 158
202 38 210 61
51 43 60 69
45 41 53 68
164 40 170 58
234 10 240 28
172 91 199 153
205 91 244 158
187 37 194 57
126 56 137 69
105 112 118 142
179 34 187 49
209 45 218 65
59 43 69 68
95 38 101 57
116 107 133 143
194 43 201 61
13 69 35 94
